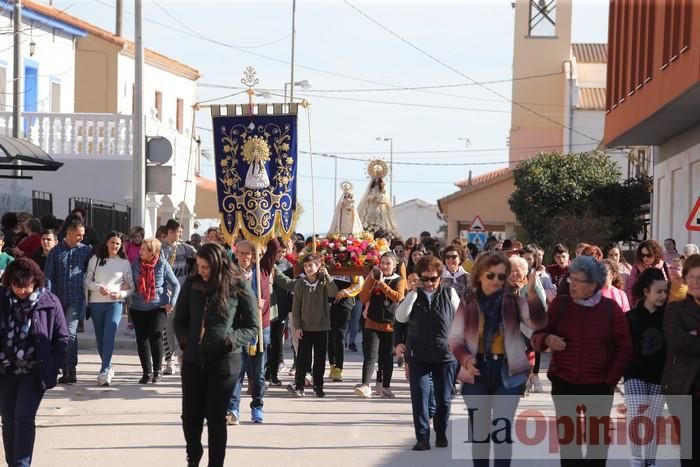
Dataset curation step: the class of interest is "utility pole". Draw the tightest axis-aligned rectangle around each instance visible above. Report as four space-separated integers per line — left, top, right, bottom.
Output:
132 0 145 228
289 0 296 103
116 0 123 36
12 0 23 178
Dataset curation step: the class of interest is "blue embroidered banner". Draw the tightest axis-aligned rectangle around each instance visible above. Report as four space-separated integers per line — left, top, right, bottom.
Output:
212 114 298 245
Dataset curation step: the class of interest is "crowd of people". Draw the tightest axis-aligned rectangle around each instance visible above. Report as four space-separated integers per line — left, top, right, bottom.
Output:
1 208 700 467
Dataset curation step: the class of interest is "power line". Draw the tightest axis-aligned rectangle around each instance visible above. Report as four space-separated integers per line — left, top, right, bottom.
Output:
199 71 562 94
195 126 596 156
89 0 561 107
91 0 291 50
343 0 601 144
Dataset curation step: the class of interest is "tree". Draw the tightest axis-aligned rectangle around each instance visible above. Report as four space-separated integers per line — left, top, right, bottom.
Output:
509 151 648 247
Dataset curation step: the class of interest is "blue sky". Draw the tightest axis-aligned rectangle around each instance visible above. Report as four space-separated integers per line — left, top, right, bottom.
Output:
53 0 609 235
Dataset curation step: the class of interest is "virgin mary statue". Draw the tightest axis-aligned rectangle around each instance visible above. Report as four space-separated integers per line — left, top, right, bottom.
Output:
357 160 398 236
327 181 364 236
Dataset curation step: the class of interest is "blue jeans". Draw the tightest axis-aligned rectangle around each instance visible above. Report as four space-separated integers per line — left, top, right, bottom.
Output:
89 302 123 373
460 356 523 467
346 300 362 346
63 302 84 374
228 326 270 412
0 370 45 467
408 357 458 442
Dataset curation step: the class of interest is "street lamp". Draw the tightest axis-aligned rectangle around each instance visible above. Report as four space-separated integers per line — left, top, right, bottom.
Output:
458 137 471 149
376 136 393 205
284 80 312 103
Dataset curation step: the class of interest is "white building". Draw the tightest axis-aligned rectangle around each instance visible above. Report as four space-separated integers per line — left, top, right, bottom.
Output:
393 199 443 240
0 0 201 237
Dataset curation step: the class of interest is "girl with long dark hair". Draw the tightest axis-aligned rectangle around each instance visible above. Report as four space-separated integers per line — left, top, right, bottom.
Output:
84 232 134 386
174 243 259 467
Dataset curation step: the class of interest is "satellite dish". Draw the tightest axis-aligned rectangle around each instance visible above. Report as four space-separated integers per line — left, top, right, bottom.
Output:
147 136 173 165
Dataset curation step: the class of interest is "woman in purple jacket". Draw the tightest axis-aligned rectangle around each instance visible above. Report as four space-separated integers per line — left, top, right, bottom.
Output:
0 257 68 466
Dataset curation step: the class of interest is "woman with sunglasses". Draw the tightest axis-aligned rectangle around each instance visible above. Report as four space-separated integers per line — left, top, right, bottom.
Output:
625 240 669 307
449 251 547 466
531 256 633 466
395 255 460 451
441 245 470 299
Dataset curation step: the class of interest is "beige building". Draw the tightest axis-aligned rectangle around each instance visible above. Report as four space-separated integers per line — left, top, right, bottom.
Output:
439 0 616 242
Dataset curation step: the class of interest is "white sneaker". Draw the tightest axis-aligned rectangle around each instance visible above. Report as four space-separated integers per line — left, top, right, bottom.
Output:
97 370 109 386
107 368 115 385
531 374 544 393
630 458 643 467
354 384 372 399
163 360 176 376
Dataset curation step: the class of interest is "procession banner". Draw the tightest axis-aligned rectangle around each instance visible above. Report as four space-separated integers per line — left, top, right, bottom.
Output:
211 113 298 246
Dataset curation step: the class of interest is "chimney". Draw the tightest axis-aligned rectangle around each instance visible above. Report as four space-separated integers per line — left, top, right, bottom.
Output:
115 0 123 36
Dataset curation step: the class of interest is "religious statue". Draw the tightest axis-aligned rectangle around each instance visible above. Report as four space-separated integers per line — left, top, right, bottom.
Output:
243 135 271 189
328 181 364 236
357 159 398 236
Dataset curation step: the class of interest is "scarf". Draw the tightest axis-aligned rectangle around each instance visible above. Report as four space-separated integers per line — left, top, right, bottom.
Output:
299 273 321 292
442 266 467 280
1 288 43 373
574 289 602 308
477 288 504 358
138 256 159 303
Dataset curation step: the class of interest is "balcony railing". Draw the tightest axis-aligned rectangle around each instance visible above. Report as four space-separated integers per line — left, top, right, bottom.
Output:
0 111 134 159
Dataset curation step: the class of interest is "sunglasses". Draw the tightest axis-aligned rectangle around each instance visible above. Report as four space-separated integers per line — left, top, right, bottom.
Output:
420 275 440 283
641 253 654 259
485 272 507 281
445 254 460 260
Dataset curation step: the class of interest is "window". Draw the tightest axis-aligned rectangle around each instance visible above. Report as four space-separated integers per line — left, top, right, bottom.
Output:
176 98 184 133
528 0 557 37
50 81 61 112
0 67 6 111
155 91 163 121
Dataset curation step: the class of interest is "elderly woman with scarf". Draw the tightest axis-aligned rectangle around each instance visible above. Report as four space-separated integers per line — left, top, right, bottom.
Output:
507 254 548 394
531 256 633 467
130 238 180 384
449 251 546 467
0 258 68 466
441 244 470 298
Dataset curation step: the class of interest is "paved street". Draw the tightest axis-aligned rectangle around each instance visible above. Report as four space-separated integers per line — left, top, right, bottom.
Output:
0 321 681 466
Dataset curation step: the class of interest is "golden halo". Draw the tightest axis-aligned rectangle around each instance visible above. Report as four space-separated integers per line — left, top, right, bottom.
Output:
340 181 353 193
367 159 389 179
242 136 271 165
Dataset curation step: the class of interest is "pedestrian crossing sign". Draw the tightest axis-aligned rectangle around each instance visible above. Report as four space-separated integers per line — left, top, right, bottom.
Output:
686 197 700 232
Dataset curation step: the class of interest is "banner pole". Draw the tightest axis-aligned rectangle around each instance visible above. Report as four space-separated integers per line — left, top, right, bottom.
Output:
254 243 264 353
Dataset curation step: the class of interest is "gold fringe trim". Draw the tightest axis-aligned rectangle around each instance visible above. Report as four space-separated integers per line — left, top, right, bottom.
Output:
219 208 300 249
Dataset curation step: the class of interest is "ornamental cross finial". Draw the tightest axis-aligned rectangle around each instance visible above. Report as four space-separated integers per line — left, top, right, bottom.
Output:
241 66 259 89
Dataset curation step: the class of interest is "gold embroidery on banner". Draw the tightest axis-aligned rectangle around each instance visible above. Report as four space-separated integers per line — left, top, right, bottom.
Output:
217 121 296 247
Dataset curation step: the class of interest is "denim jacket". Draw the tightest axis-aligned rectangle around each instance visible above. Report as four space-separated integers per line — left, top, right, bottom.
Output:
130 258 181 311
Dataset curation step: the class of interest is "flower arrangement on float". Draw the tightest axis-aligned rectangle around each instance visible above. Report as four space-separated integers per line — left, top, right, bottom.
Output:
300 232 389 276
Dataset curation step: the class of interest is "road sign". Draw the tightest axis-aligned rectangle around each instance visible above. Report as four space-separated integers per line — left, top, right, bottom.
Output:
469 215 485 232
468 231 487 251
686 197 700 232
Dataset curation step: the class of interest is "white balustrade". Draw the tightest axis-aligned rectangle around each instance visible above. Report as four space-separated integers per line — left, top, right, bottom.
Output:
0 112 134 160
